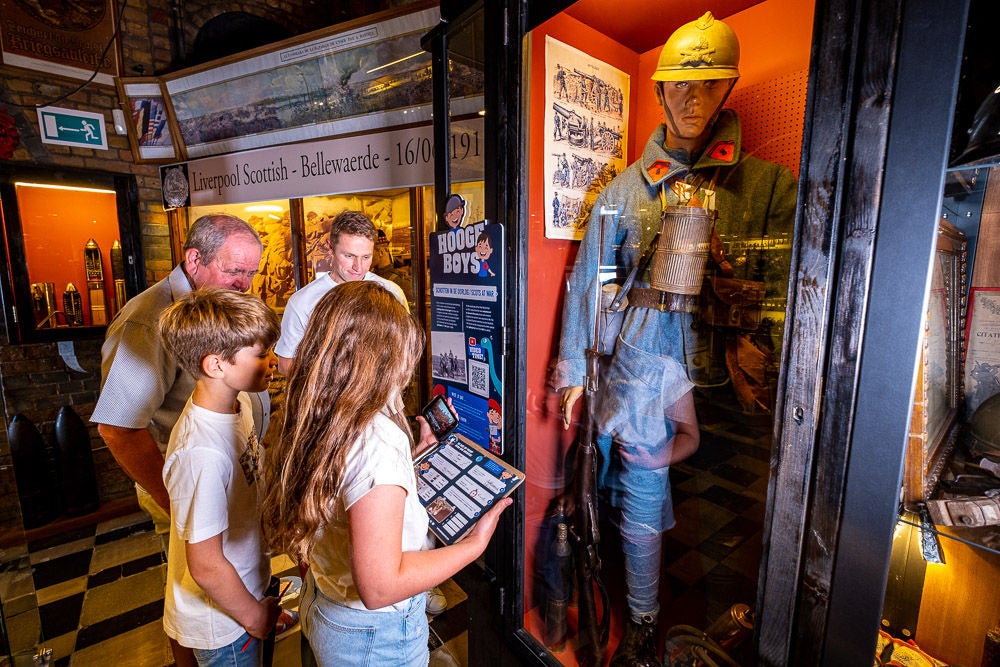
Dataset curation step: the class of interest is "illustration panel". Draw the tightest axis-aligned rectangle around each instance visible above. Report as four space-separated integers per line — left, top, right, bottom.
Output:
544 36 629 240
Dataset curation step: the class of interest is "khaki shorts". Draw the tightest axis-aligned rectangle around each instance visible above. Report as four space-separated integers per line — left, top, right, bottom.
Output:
136 485 171 556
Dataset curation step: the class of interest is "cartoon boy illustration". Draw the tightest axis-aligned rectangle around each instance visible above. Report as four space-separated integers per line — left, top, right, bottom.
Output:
487 398 502 450
443 194 467 230
475 232 495 277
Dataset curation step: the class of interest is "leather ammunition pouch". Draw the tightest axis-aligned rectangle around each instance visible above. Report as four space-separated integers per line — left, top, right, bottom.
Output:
629 287 697 313
700 277 766 331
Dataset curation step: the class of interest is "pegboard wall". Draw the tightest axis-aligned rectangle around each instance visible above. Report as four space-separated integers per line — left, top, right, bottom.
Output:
728 68 809 177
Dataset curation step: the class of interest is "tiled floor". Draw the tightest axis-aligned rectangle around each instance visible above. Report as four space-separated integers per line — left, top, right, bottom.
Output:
15 512 470 666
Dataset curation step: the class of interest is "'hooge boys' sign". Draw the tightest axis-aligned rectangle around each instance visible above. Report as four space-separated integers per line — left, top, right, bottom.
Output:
428 222 505 454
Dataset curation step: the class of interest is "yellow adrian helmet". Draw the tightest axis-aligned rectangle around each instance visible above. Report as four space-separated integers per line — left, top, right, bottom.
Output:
652 11 740 82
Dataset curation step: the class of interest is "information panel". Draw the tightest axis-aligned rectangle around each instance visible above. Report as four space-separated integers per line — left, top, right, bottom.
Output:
428 220 505 453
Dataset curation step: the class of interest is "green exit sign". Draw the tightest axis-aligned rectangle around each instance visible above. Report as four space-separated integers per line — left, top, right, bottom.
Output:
36 106 108 150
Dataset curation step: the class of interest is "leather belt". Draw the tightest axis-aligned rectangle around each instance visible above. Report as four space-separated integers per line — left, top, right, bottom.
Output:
628 287 697 313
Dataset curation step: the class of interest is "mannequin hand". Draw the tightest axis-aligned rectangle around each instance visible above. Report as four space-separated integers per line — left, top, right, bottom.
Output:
560 386 584 430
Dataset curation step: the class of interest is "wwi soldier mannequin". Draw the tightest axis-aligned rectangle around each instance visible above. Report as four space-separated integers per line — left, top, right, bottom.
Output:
553 12 796 667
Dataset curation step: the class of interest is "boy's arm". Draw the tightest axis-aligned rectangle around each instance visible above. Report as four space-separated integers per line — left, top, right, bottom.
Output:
186 535 280 638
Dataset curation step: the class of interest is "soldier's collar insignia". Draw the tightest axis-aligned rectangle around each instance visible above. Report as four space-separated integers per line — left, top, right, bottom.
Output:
646 159 672 182
706 140 735 162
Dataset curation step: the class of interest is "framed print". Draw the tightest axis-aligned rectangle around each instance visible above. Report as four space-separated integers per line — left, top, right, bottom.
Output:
904 219 967 507
116 77 179 163
0 0 120 85
162 3 470 158
543 36 629 240
964 286 1000 414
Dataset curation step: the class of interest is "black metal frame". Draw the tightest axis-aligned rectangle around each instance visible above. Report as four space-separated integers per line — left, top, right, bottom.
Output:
822 1 968 664
0 164 144 344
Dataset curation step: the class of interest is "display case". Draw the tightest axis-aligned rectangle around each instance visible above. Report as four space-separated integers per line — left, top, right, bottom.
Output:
0 164 143 343
427 0 1000 665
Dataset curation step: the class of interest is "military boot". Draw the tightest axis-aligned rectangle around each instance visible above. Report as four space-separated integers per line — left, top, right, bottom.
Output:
609 615 659 667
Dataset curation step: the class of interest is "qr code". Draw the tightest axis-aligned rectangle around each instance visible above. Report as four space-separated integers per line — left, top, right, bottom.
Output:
468 360 489 397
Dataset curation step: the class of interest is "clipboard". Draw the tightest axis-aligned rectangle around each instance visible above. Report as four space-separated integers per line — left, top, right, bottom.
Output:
414 433 524 545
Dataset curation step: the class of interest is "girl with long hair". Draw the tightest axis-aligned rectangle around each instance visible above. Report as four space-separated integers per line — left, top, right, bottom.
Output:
262 281 510 666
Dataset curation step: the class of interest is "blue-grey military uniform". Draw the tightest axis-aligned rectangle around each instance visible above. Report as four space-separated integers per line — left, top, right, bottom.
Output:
552 110 797 621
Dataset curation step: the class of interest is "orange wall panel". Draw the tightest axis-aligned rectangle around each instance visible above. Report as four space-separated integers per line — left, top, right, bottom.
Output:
15 185 121 326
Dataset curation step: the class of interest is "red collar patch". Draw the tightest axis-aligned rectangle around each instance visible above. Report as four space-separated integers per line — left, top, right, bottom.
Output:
646 159 671 181
706 140 736 162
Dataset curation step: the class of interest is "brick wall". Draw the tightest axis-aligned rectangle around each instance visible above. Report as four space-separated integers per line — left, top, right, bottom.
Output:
0 0 173 536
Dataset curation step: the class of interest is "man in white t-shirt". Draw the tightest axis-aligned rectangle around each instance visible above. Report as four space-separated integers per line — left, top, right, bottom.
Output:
275 210 407 376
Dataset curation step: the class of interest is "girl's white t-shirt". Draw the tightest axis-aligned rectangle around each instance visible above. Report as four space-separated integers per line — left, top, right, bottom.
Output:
310 410 432 612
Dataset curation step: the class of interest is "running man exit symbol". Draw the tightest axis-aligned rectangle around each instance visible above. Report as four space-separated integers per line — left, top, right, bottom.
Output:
36 106 108 150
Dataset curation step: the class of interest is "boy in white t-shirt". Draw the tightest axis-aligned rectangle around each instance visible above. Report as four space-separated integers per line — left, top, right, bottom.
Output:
158 288 282 666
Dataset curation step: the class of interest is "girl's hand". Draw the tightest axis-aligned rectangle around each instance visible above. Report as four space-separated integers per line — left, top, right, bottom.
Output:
463 497 513 547
414 397 456 456
414 415 437 456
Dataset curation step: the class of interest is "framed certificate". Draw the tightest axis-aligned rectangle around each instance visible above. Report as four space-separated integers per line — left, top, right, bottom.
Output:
904 219 967 507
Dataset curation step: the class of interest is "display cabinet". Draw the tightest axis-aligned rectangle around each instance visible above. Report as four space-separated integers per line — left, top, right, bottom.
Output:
428 0 1000 665
0 164 143 344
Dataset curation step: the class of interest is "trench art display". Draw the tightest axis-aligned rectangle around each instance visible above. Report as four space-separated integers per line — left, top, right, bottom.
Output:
904 219 967 508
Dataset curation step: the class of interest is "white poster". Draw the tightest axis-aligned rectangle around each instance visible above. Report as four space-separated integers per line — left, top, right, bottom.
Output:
544 36 629 240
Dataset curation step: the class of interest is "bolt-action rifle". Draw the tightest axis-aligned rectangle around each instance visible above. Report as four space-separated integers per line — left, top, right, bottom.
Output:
566 209 621 666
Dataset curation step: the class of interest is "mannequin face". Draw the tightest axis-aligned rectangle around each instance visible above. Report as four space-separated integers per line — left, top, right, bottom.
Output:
656 79 735 152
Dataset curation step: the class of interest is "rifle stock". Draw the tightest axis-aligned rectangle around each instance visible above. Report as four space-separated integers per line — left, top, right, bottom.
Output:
570 347 610 666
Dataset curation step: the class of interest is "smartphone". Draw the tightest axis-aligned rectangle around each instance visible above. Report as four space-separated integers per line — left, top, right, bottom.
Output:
422 395 459 440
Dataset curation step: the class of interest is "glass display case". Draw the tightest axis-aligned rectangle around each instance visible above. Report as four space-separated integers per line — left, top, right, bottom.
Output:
516 4 811 664
429 0 1000 665
0 165 142 343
